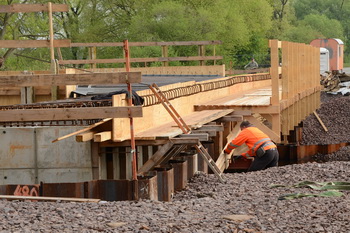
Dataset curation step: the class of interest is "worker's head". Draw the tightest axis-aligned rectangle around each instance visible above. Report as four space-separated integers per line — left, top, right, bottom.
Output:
240 120 253 130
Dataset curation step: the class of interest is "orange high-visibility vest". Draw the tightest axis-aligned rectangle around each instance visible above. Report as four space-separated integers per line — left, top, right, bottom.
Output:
224 126 276 157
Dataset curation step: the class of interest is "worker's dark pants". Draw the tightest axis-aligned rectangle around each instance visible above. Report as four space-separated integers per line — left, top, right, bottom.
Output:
248 148 279 172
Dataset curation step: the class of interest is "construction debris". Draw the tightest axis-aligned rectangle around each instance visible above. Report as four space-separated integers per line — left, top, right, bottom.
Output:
321 71 350 94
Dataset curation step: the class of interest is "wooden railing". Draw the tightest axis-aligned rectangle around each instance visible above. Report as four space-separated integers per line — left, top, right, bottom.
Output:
58 41 222 67
269 40 321 140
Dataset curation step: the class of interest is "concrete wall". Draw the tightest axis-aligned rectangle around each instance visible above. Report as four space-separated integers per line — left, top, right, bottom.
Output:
0 126 92 185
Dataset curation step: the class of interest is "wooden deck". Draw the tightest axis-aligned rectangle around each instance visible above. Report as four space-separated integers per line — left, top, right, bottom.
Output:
135 109 233 139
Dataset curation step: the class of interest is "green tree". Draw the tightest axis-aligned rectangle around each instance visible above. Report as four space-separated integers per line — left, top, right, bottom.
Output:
0 0 31 69
291 0 349 60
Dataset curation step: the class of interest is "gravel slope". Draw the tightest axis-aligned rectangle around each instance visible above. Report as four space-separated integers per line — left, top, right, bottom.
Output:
302 93 350 145
1 161 350 232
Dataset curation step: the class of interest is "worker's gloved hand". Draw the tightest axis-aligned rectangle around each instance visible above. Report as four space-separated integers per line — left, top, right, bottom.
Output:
231 155 243 162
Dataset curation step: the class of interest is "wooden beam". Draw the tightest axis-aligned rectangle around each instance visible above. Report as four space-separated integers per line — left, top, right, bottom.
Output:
169 138 199 145
0 72 141 87
0 39 71 48
76 131 95 142
94 131 112 142
279 87 320 111
194 124 224 132
138 141 174 174
70 40 222 48
245 115 279 142
0 4 69 13
138 138 199 174
0 106 142 122
178 133 209 141
0 195 100 203
217 115 243 122
192 130 216 137
58 56 223 65
100 138 199 147
232 110 252 116
181 109 234 129
192 124 223 136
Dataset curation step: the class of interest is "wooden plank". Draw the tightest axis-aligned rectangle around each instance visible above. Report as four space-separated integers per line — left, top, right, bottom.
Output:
216 123 241 171
137 141 174 174
281 41 289 100
0 195 100 203
0 39 71 48
313 111 328 132
76 131 95 142
0 4 68 13
269 40 279 105
70 40 222 47
0 106 142 122
58 56 223 65
0 72 141 87
94 131 112 142
53 118 112 143
112 94 129 142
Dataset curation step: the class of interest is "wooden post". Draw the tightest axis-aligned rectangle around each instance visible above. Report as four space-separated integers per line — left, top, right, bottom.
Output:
48 2 58 100
89 46 97 69
20 87 34 104
161 45 169 67
213 45 216 65
269 40 279 105
198 45 205 66
56 47 63 61
137 146 143 170
113 148 120 179
99 147 107 179
269 40 281 141
91 142 100 180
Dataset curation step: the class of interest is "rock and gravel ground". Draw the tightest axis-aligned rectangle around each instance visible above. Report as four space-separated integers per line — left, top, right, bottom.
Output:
1 162 350 232
1 92 350 232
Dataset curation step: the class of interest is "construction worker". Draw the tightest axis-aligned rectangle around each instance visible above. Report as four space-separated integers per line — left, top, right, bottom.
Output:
224 120 279 171
244 58 259 70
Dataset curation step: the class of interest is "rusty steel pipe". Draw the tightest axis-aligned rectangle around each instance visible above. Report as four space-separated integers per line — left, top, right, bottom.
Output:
123 40 138 183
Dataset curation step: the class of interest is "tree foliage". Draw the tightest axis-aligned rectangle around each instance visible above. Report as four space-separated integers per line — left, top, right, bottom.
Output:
1 0 350 70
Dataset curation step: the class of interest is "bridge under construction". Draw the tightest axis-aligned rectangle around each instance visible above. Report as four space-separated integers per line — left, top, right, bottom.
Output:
0 35 325 201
